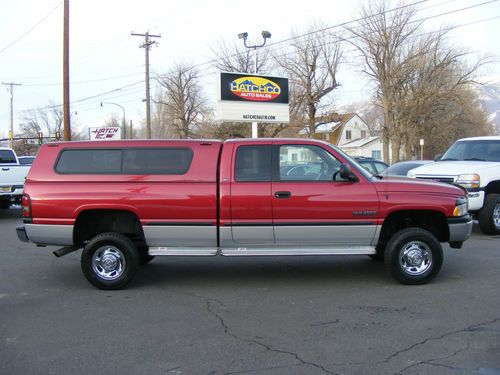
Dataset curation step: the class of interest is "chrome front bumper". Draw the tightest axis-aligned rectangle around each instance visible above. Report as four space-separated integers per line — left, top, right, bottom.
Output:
448 215 473 243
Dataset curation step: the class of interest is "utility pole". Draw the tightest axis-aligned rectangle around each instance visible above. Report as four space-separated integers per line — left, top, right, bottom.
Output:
2 82 21 148
63 0 71 141
131 31 161 139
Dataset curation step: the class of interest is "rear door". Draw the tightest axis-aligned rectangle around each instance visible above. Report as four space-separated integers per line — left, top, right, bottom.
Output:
230 143 274 245
272 142 379 246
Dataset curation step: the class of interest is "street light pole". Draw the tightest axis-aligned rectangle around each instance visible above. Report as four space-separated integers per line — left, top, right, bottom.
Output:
101 102 126 139
238 31 271 139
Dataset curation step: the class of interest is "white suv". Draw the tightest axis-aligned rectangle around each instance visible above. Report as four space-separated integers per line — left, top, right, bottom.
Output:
408 136 500 235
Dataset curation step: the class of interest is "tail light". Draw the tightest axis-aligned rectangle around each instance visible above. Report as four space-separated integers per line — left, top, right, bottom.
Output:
22 194 31 219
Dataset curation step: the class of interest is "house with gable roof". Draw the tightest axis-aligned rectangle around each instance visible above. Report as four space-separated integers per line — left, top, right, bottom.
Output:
309 113 386 160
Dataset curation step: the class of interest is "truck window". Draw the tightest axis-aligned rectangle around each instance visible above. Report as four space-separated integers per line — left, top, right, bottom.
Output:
279 145 341 181
0 150 17 164
234 145 272 182
122 148 193 174
55 148 193 175
56 149 122 174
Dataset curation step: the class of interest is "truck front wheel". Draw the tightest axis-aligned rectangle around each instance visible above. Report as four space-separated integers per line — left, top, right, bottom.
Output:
81 232 140 290
478 194 500 235
384 228 443 285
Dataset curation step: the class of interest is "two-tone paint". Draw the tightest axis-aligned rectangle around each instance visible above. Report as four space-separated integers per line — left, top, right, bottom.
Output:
19 138 472 257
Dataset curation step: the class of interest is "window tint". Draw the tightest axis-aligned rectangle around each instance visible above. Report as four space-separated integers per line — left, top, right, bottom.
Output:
56 148 193 174
123 148 193 174
56 149 122 173
279 145 341 181
0 150 17 164
234 145 272 182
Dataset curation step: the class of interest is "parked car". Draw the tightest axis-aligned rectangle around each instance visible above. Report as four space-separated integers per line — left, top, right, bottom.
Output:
17 139 472 289
0 147 30 209
18 156 36 165
384 160 434 177
355 157 389 175
408 136 500 235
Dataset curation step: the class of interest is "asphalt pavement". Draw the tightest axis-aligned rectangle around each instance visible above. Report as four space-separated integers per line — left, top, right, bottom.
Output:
1 207 499 375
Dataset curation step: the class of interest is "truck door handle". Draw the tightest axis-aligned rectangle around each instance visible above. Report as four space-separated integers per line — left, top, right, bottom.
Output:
274 191 291 199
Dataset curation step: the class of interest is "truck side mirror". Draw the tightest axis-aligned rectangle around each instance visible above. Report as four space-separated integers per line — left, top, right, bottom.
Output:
339 164 358 182
434 153 443 161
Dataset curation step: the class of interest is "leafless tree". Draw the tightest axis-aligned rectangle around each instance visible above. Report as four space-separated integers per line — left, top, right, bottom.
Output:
22 101 63 139
346 0 491 162
156 64 207 139
103 114 120 128
17 102 79 154
151 87 174 139
211 38 273 74
275 23 343 136
345 0 423 161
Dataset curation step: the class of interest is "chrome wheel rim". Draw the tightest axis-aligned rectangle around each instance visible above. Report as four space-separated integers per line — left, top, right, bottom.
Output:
399 241 433 276
493 202 500 229
92 246 126 281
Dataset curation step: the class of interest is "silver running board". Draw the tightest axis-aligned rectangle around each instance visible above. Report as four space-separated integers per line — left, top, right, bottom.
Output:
148 247 218 256
222 246 375 256
148 246 376 257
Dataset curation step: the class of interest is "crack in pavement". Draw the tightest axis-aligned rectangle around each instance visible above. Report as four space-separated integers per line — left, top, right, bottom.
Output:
395 336 473 374
203 298 338 375
384 318 500 367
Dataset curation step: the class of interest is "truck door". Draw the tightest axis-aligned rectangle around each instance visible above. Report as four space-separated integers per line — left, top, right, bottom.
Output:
229 143 274 245
272 143 379 247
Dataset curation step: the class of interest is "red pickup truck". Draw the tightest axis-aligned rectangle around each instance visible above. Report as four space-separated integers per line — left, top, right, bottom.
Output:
17 138 472 289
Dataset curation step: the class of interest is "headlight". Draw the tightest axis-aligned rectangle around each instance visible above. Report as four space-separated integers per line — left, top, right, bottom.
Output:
456 174 480 189
453 198 468 217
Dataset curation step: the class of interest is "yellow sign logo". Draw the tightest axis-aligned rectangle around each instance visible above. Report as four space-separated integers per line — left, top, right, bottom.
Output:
229 76 281 101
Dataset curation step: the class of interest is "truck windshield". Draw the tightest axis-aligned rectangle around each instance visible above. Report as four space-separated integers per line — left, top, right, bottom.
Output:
441 139 500 162
0 150 17 164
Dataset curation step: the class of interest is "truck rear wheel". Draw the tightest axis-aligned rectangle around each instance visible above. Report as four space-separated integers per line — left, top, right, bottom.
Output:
81 232 140 290
384 228 443 285
478 194 500 235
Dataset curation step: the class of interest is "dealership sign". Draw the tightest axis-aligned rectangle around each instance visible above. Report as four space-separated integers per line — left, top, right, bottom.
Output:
218 72 289 123
88 127 121 141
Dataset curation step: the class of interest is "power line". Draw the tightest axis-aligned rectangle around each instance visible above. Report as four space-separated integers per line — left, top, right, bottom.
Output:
5 0 498 126
0 1 62 55
22 72 144 87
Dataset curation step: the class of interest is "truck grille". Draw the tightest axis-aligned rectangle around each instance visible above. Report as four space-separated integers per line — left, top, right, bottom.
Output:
416 176 456 184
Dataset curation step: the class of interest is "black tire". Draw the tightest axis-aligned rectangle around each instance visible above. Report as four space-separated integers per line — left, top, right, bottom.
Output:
384 228 443 285
478 194 500 235
81 232 140 290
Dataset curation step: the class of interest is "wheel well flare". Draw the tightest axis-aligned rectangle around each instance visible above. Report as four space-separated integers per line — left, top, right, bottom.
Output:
74 210 145 247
